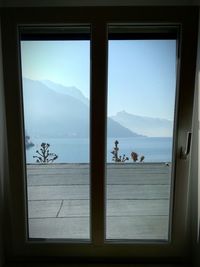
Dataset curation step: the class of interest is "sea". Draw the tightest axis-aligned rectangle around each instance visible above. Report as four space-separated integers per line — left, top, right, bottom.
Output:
26 137 173 163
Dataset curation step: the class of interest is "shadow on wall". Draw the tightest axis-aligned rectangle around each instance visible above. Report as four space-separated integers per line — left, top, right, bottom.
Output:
0 176 4 267
0 21 5 267
189 13 200 267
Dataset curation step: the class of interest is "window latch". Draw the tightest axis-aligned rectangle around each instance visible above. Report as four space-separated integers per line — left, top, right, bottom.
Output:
180 131 192 159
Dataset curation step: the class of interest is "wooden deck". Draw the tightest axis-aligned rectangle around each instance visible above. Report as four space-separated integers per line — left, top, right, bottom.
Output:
27 163 171 240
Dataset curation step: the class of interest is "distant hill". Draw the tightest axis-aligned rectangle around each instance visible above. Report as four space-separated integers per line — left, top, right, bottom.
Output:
107 118 140 138
112 111 173 137
22 78 141 138
41 80 89 106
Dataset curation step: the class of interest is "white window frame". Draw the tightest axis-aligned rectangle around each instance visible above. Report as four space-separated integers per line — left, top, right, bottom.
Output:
1 6 198 263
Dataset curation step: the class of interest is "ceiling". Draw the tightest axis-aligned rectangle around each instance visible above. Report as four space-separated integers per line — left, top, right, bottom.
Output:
0 0 200 7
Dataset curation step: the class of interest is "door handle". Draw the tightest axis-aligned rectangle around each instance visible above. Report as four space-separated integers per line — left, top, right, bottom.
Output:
180 131 192 159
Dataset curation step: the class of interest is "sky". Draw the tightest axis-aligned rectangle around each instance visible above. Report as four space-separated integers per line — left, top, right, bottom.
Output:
21 39 176 120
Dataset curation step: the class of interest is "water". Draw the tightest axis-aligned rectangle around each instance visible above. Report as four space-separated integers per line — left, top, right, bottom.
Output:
26 137 172 163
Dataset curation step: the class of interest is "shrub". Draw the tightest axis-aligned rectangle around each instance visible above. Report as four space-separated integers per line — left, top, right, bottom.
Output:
33 143 58 163
111 140 129 162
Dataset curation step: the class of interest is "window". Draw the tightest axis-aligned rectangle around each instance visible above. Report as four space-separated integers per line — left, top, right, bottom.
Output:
1 7 198 261
106 31 177 241
20 27 91 240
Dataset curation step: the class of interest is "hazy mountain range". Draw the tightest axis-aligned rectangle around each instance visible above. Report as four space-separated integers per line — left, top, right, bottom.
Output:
23 78 173 139
23 78 140 139
41 80 89 106
112 111 173 137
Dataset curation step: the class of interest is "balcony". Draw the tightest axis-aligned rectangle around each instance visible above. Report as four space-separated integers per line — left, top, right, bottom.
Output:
27 163 171 240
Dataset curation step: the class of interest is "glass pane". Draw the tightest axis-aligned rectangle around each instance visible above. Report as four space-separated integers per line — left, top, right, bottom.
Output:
20 34 90 239
106 38 176 240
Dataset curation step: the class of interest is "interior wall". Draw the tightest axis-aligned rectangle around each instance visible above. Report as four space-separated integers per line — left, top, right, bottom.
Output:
190 71 199 266
0 4 199 266
189 9 200 267
197 80 200 265
196 11 200 264
0 0 199 7
0 19 7 267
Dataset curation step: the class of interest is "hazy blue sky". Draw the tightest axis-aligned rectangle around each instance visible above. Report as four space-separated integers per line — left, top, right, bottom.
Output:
21 39 176 120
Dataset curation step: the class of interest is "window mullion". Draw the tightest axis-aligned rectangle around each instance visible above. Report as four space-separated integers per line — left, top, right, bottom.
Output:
91 21 108 246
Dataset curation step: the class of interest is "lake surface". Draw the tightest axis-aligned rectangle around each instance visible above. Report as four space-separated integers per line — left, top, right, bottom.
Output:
26 137 172 163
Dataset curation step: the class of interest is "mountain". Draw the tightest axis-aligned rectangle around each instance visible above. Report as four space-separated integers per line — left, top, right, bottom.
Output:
111 111 173 137
107 118 140 137
41 80 89 106
22 78 140 138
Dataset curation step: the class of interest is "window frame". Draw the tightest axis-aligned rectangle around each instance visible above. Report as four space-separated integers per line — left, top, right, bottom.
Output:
1 6 198 263
20 27 92 243
105 28 178 244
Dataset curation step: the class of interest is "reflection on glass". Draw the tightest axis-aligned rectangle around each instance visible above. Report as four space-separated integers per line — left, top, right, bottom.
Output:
21 39 90 239
106 39 176 240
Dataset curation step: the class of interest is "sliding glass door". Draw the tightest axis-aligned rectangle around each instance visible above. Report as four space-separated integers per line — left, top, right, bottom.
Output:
106 35 177 241
1 7 198 260
20 28 91 240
